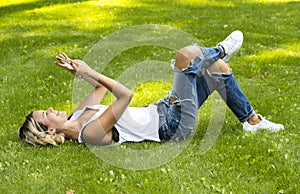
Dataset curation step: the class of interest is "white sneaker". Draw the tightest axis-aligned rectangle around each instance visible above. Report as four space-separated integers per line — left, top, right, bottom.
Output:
217 30 243 62
243 114 284 133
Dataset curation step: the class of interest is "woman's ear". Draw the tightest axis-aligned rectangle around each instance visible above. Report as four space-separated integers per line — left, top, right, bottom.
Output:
47 128 56 135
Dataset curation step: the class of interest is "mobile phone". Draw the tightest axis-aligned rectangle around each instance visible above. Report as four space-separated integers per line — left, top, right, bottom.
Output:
56 56 72 65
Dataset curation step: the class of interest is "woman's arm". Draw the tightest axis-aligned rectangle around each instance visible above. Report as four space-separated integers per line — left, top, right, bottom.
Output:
69 84 108 117
55 53 108 116
55 53 101 87
70 60 134 145
72 59 134 114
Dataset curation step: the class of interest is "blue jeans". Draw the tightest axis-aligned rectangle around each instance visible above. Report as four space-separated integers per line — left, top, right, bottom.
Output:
157 46 255 141
157 46 224 141
196 70 255 122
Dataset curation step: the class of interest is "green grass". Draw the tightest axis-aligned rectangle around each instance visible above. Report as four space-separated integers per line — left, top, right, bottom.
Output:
1 0 299 193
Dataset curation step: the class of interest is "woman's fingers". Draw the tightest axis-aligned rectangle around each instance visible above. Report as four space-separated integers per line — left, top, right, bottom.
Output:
54 61 67 68
56 55 72 66
54 53 81 76
56 52 72 64
61 52 70 60
56 56 66 63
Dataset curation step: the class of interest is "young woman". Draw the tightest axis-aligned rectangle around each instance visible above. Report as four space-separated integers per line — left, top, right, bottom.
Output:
19 31 284 146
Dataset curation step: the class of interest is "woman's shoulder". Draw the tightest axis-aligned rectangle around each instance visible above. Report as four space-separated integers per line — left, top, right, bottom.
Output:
69 104 109 120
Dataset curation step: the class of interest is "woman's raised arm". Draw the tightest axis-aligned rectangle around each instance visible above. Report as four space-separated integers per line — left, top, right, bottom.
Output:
55 53 108 116
70 59 134 145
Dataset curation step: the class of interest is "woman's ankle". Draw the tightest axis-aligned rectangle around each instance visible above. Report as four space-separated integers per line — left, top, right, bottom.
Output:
247 114 261 125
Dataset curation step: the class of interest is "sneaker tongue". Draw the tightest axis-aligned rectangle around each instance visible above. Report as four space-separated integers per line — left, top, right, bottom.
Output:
222 44 229 55
217 44 227 58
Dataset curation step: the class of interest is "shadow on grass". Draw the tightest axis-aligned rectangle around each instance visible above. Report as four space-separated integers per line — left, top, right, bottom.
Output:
1 0 298 55
0 0 89 17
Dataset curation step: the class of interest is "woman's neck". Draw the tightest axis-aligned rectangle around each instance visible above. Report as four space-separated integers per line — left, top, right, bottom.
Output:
57 120 80 141
60 109 97 141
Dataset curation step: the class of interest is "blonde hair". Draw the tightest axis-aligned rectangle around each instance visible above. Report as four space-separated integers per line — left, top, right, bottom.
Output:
19 112 65 146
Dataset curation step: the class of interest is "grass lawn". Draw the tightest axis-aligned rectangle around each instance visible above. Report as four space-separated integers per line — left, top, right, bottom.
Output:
0 0 299 193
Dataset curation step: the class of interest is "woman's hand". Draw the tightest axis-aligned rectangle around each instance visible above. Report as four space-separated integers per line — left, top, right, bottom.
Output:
69 59 93 77
55 52 76 75
55 52 93 77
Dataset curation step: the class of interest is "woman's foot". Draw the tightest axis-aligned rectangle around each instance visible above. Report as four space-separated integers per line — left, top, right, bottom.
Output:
217 30 244 62
243 114 284 133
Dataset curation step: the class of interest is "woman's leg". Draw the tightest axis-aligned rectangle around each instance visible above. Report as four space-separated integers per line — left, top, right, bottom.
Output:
196 59 255 122
217 72 255 123
159 46 223 141
195 60 230 108
196 59 284 132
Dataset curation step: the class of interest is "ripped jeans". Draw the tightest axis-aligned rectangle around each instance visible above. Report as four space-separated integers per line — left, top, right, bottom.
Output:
196 70 255 122
157 46 223 141
157 46 255 141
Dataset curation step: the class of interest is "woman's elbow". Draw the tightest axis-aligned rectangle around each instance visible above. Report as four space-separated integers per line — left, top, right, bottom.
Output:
128 91 134 102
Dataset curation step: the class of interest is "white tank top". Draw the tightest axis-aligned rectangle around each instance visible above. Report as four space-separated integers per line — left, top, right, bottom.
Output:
69 104 160 144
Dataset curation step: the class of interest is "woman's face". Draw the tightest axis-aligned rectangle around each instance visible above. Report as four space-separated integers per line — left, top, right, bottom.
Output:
32 107 67 134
